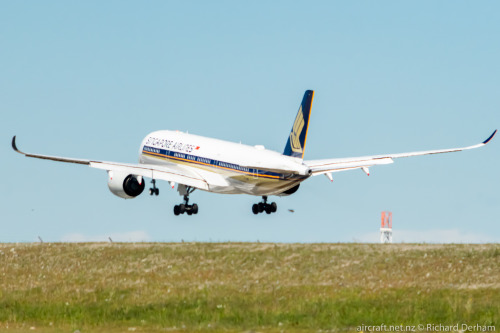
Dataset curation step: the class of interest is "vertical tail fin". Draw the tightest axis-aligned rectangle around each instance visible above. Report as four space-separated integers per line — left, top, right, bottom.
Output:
283 90 314 159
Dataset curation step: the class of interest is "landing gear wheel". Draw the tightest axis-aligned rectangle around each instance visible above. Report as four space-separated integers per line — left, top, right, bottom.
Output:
173 187 198 216
252 196 278 215
150 179 159 196
258 202 264 213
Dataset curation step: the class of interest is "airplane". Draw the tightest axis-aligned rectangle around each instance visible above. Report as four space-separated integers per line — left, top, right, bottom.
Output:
12 90 496 216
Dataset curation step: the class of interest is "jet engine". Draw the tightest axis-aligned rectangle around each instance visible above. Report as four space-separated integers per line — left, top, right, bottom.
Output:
278 184 300 196
107 171 145 199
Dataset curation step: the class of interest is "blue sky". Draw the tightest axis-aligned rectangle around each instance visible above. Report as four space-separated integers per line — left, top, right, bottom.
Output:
1 1 499 243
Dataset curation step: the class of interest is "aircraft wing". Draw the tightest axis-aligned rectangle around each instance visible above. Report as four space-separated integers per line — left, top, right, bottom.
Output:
304 130 497 177
11 136 209 190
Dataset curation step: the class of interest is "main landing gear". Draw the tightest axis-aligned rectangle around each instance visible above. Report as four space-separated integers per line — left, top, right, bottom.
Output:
252 196 277 215
149 179 159 196
174 186 198 216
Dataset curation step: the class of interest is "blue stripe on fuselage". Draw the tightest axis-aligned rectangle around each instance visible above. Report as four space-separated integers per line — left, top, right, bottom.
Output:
142 145 290 179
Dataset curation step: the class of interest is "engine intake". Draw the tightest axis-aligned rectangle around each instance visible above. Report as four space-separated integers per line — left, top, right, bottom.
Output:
107 171 145 199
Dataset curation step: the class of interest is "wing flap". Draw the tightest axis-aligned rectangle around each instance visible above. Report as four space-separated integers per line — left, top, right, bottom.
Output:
307 157 394 175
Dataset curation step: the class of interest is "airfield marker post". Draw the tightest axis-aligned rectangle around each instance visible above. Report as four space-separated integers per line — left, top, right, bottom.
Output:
380 211 393 243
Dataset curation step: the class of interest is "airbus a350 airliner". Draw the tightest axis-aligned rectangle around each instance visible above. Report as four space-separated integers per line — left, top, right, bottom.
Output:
12 90 496 216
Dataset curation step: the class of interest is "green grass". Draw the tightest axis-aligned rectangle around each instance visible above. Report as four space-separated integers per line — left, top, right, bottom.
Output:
0 243 499 332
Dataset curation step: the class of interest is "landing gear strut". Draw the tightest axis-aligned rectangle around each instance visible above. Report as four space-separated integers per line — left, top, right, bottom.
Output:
149 179 159 196
252 196 277 215
174 186 198 216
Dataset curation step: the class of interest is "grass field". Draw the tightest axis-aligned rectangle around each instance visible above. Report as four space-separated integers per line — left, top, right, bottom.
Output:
0 243 499 332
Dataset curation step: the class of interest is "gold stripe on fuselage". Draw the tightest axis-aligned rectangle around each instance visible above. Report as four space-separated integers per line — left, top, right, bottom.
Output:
142 150 303 194
142 150 281 179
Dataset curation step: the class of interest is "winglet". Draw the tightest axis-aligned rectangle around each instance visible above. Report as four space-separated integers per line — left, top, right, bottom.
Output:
483 130 497 144
12 136 23 154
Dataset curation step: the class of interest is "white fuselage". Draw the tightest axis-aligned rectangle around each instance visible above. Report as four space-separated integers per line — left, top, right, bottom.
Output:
138 130 310 196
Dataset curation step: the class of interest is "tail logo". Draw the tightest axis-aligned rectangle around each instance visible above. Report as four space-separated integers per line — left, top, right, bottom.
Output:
290 106 304 153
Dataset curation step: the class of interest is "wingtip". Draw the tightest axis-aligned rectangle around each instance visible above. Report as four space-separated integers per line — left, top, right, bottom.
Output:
12 135 19 152
11 135 25 155
483 130 497 144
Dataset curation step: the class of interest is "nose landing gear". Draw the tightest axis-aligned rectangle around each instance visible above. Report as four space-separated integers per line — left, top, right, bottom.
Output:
149 179 159 196
252 196 277 215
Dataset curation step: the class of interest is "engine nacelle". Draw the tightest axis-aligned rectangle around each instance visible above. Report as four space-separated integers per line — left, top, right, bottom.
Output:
107 171 145 199
278 184 300 196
